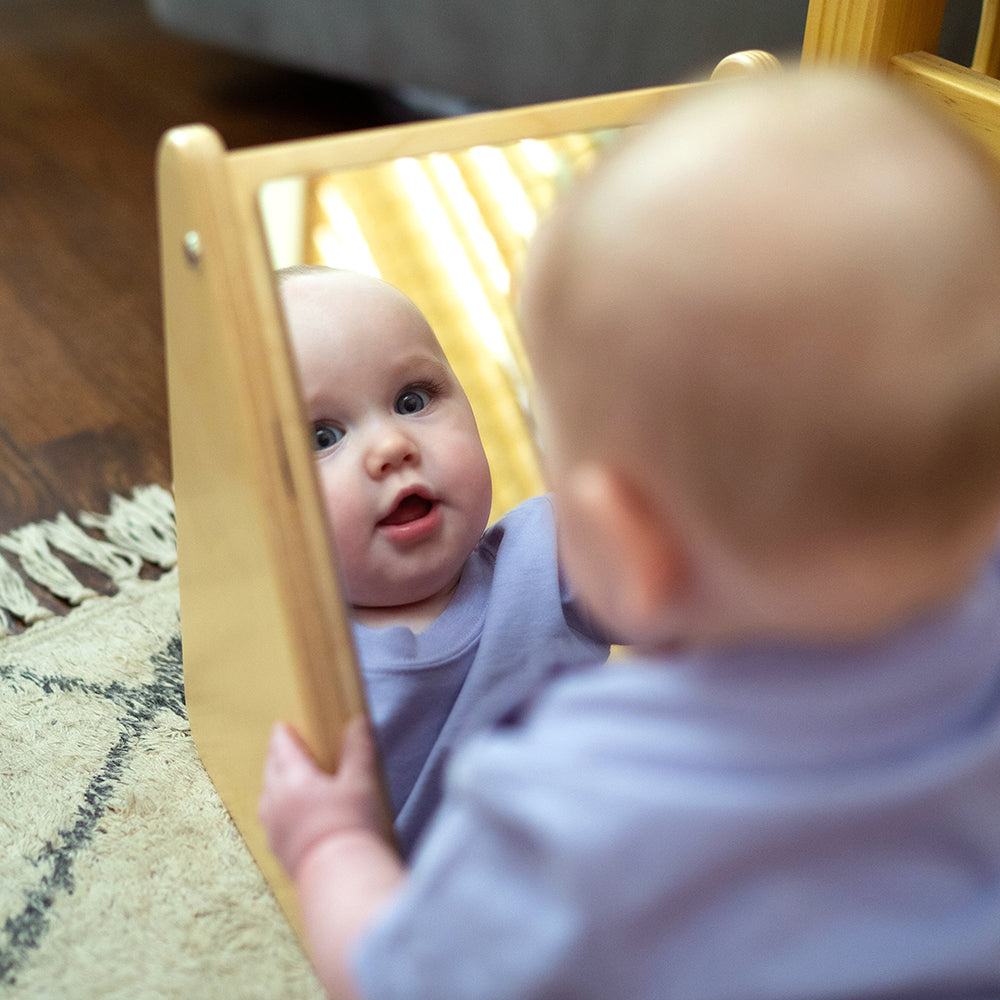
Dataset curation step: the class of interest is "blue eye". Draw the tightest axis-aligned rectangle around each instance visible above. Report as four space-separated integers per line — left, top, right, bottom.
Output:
313 423 345 451
395 387 431 415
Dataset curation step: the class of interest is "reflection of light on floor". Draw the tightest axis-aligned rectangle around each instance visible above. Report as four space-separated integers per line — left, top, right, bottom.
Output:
430 153 510 295
315 185 381 276
394 156 517 376
469 145 537 239
519 138 560 177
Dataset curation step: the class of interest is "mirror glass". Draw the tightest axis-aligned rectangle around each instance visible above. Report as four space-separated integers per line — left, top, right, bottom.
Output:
258 128 623 522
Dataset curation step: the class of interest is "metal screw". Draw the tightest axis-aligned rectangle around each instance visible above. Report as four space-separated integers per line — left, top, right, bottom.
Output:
182 230 202 266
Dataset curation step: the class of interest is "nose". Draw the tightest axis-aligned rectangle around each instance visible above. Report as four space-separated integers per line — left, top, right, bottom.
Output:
363 420 419 479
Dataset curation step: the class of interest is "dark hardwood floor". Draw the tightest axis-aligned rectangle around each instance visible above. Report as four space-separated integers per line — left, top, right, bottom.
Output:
0 0 417 536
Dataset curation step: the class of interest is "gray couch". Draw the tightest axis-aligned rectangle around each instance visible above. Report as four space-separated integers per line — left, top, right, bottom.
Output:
147 0 812 109
147 0 982 110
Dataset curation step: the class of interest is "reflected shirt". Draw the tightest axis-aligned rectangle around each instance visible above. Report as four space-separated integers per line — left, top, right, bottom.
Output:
355 548 1000 999
355 494 609 856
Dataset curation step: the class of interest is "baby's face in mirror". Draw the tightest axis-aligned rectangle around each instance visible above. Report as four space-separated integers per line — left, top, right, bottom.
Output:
280 269 493 619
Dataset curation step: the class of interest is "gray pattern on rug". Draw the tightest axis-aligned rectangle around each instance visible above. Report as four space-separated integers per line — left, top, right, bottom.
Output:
0 492 324 999
1 634 184 982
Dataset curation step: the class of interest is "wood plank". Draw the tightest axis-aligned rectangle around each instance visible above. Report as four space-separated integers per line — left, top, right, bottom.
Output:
890 50 1000 161
801 0 948 66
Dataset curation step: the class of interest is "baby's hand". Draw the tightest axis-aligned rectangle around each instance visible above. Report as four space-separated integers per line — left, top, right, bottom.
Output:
259 716 387 879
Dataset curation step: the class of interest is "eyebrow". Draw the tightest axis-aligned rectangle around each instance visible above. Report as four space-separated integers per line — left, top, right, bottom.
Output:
390 354 454 381
304 353 453 410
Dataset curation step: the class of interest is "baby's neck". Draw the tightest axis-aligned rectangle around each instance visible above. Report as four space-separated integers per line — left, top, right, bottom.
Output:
353 574 463 633
670 532 993 653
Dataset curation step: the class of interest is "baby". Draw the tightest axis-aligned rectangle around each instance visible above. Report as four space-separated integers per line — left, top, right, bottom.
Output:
261 73 1000 999
278 266 609 853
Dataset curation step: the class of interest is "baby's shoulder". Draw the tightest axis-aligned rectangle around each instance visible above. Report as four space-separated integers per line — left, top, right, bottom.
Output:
476 494 555 560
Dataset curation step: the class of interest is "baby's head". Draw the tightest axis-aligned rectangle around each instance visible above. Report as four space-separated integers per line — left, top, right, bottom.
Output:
279 266 492 626
521 72 1000 649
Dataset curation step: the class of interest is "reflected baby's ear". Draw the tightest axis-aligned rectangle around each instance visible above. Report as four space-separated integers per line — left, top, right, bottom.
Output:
563 462 689 640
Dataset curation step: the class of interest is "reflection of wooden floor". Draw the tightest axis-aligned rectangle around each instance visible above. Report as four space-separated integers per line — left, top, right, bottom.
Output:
0 0 414 536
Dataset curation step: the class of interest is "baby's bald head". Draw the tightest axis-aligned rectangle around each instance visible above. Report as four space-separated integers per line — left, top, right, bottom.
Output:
523 72 1000 577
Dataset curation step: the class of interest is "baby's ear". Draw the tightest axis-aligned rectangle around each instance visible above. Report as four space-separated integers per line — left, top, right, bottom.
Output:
563 463 688 640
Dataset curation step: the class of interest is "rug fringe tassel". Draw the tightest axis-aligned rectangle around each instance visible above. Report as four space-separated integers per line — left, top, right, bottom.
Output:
0 552 53 628
79 484 178 570
0 523 101 605
0 484 177 634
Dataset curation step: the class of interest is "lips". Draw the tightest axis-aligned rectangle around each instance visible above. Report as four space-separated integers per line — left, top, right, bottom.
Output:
379 493 434 527
376 490 442 544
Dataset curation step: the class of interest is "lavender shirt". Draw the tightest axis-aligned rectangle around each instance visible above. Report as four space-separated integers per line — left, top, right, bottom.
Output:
356 548 1000 999
356 495 609 855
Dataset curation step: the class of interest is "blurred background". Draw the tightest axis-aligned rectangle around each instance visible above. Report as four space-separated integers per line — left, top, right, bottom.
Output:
0 0 420 537
0 0 982 538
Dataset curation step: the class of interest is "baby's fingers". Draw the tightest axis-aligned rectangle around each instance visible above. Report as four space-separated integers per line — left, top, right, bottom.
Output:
337 715 377 778
264 722 318 782
259 723 322 834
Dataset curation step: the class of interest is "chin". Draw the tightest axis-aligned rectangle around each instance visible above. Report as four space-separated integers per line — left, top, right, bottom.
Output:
358 574 459 612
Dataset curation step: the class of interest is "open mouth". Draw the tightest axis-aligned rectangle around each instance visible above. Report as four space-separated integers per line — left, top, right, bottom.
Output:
378 493 435 527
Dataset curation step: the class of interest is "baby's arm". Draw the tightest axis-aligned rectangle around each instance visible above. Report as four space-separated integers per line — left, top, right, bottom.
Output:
259 718 405 1000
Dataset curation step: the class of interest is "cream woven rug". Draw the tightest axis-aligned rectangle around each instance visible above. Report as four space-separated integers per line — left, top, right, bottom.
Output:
0 487 324 999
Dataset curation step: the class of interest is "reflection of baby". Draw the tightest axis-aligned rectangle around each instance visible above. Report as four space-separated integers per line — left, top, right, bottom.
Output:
262 73 1000 999
277 265 609 852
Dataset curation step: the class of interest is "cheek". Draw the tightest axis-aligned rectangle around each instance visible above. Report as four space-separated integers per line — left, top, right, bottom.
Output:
553 493 619 634
456 438 494 529
316 463 369 577
438 417 492 505
556 507 594 597
457 436 492 494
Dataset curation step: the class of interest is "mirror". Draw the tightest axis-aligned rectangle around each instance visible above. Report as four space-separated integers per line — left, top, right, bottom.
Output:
159 86 682 935
258 128 624 522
